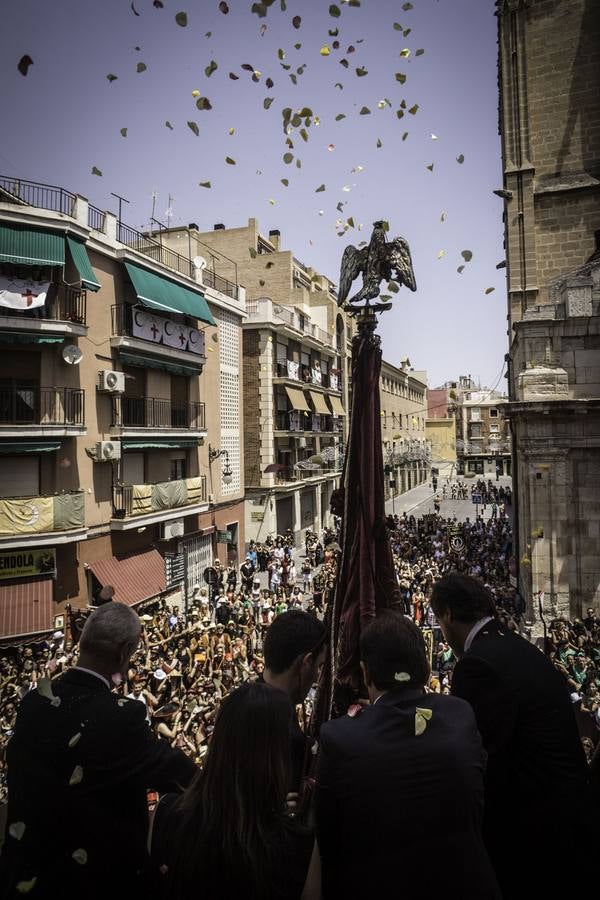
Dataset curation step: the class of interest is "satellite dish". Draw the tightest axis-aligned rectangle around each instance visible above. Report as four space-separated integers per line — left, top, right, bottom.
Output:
62 345 83 365
193 255 207 270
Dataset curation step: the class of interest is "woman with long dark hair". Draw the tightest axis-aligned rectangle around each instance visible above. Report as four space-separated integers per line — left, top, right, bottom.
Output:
149 682 320 899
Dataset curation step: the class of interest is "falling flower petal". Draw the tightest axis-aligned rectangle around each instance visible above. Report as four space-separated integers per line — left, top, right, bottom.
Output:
457 265 465 274
187 121 199 136
9 822 26 841
335 82 343 89
402 1 413 9
485 287 495 294
408 104 419 115
394 671 410 682
377 100 386 109
461 250 473 262
198 181 211 188
315 184 326 192
400 48 411 58
335 113 345 121
377 138 383 148
225 156 236 165
72 848 88 866
260 23 267 36
283 152 294 164
106 73 118 83
228 127 235 134
263 97 275 109
268 199 275 205
355 67 368 77
17 54 34 76
175 11 188 26
320 45 331 56
136 62 147 73
431 134 438 140
327 144 335 152
192 89 200 97
402 132 409 140
393 22 402 30
205 60 218 77
120 128 128 138
359 106 371 115
440 212 447 222
69 765 83 786
456 154 465 164
16 879 37 895
416 48 425 56
329 4 341 16
438 249 445 259
131 1 140 15
165 121 174 129
292 15 301 28
342 185 351 192
219 1 229 12
281 178 289 186
415 706 432 736
229 72 239 80
426 164 434 171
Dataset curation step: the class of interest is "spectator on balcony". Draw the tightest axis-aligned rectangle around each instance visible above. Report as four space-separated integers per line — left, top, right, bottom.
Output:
0 602 196 899
148 682 320 900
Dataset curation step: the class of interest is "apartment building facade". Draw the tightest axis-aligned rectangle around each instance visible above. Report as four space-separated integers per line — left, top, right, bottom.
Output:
380 359 430 503
161 220 351 544
0 176 245 644
457 392 511 477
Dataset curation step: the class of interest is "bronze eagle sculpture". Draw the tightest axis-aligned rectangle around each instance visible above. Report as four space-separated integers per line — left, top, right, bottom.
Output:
337 221 417 308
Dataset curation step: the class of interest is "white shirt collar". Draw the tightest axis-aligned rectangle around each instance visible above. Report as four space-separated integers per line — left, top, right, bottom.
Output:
73 666 111 690
464 617 494 654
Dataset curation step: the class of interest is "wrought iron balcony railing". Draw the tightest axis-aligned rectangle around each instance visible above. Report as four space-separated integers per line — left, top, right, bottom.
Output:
0 385 85 426
0 285 86 326
113 475 207 518
112 396 205 430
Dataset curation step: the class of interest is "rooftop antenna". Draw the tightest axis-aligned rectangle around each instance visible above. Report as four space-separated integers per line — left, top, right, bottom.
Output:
149 190 158 236
165 194 174 230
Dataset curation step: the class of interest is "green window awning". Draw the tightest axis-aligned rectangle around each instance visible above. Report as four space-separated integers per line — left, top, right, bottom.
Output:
66 237 100 292
0 224 64 266
122 439 200 450
0 332 64 344
124 262 215 326
0 442 61 453
119 351 202 378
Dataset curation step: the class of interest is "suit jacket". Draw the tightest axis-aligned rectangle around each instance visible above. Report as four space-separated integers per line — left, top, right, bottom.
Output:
316 689 501 900
0 669 197 900
451 618 592 896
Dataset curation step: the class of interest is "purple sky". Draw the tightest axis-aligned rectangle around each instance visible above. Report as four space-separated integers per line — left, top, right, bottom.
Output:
2 0 507 389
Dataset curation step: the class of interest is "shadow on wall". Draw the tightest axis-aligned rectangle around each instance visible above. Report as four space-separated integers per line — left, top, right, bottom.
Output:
556 0 600 179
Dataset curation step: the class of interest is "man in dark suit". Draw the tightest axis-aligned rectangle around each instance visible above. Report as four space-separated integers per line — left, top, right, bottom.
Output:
0 602 196 900
262 610 326 795
316 612 500 900
431 573 592 898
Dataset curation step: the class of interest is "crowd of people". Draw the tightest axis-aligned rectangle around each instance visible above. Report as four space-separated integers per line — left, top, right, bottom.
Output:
0 485 598 898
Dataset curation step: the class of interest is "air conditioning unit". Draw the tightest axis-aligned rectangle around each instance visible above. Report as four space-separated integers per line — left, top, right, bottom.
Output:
98 370 125 393
95 440 122 462
162 519 184 540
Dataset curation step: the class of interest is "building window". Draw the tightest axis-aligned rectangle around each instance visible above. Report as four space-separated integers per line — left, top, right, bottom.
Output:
170 456 186 481
489 408 499 418
490 424 499 434
470 408 481 422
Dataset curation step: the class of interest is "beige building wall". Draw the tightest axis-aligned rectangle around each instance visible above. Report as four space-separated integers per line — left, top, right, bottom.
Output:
0 189 246 635
380 359 430 497
426 418 457 468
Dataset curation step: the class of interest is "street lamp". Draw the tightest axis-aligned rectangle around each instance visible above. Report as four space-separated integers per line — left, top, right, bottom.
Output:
209 444 233 485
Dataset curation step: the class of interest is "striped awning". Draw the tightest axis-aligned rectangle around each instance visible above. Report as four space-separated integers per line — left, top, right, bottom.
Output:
285 386 310 412
309 391 331 415
0 224 64 266
66 236 100 291
0 576 54 642
329 394 346 416
89 548 166 607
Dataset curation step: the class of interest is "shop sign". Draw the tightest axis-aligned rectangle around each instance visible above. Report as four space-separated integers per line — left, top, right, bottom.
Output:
0 548 56 581
217 530 232 543
251 512 265 522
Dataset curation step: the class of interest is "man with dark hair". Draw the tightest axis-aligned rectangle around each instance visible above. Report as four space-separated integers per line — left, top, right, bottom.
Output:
262 610 326 793
316 612 500 899
431 573 592 898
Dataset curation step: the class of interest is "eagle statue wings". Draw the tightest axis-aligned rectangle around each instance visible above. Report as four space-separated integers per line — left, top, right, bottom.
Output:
337 221 417 308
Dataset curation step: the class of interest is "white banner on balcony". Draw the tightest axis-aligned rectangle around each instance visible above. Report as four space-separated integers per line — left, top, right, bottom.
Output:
0 276 49 310
132 308 205 355
287 360 299 380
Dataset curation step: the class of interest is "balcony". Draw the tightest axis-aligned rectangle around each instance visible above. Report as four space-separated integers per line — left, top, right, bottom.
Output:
0 284 87 337
274 360 341 392
274 411 336 434
111 396 206 439
245 298 334 350
111 475 208 530
111 304 206 374
0 386 85 437
271 463 342 489
0 175 241 304
0 489 86 549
